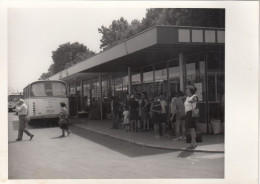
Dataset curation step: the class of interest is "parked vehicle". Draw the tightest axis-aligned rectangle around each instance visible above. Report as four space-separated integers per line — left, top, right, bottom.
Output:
23 80 69 123
8 93 22 112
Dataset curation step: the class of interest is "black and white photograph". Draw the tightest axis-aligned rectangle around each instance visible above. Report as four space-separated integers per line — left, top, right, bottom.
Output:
1 1 259 183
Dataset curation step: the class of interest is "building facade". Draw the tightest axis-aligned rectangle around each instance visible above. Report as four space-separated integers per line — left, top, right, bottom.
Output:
49 25 225 133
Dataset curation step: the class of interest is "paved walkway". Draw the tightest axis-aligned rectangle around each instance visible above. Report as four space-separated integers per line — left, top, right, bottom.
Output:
69 118 224 153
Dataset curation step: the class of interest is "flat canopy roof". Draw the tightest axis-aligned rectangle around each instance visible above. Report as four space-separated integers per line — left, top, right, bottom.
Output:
49 25 224 82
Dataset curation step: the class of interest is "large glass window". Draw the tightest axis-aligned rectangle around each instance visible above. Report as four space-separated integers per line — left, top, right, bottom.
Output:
169 59 180 98
154 62 167 98
69 83 76 95
91 78 99 102
185 53 205 102
102 75 110 101
114 76 123 97
185 53 206 123
142 66 154 101
207 52 224 71
76 82 82 111
112 72 128 102
207 51 225 123
83 80 91 111
132 73 141 96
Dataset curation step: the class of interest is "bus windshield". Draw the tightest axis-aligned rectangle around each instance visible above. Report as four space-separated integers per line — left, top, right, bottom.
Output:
30 81 67 97
8 95 20 101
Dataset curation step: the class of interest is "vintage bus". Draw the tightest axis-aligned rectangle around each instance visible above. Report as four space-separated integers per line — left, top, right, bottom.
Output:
8 93 22 112
23 80 69 122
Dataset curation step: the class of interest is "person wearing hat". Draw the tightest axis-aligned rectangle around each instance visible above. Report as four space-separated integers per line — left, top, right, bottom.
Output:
16 99 34 141
58 102 71 137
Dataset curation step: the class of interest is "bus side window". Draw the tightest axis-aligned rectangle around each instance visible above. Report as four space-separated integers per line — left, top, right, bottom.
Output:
30 88 34 97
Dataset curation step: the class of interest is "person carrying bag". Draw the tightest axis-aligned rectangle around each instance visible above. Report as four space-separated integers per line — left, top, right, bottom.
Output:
58 102 71 137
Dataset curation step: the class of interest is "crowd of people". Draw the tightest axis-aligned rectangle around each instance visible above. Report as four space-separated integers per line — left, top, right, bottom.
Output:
15 85 199 149
110 85 199 149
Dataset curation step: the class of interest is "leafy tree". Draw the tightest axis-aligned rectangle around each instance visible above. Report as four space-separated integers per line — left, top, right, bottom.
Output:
98 8 225 50
39 64 54 80
51 42 95 74
39 42 95 79
98 17 130 50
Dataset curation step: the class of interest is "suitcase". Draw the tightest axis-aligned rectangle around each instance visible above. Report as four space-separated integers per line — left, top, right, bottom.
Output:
186 133 203 143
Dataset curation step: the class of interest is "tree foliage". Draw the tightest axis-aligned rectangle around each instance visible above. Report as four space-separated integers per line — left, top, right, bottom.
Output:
39 64 54 80
98 8 225 50
39 42 95 79
52 42 95 74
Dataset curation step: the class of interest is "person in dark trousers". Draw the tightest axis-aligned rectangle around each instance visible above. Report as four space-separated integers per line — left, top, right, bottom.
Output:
16 99 34 141
140 92 149 131
184 85 198 149
171 91 186 141
158 94 167 137
129 95 139 132
150 96 162 140
58 102 71 137
111 96 120 129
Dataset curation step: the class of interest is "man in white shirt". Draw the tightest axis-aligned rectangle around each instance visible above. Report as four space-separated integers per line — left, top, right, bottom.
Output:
16 99 34 141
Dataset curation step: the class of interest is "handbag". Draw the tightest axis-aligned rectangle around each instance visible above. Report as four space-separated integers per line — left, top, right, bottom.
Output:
192 98 199 118
192 108 199 117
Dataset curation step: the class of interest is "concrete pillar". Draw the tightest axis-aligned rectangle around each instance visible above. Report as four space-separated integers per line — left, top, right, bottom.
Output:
166 61 171 121
153 65 155 97
99 74 103 120
167 61 170 98
140 68 143 92
128 67 132 95
179 53 185 91
80 80 84 111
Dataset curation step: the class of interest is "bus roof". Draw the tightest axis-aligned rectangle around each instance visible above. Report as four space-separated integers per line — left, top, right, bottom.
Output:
23 80 67 90
8 93 22 96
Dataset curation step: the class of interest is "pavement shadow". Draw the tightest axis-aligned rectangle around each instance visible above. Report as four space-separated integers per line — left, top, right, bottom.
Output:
50 136 66 139
71 126 176 158
28 119 59 129
8 140 31 144
177 149 195 158
11 120 19 131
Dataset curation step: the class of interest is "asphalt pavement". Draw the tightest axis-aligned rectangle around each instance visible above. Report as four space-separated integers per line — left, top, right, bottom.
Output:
69 118 225 153
8 112 224 179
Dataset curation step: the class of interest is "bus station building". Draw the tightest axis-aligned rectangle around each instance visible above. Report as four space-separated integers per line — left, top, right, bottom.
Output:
49 25 225 134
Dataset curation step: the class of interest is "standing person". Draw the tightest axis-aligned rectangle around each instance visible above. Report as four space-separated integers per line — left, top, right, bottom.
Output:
111 96 120 129
158 94 167 137
129 95 139 132
184 86 198 148
170 94 177 132
140 92 149 131
150 96 161 139
58 102 71 137
16 99 34 141
122 106 130 131
136 94 142 130
171 91 186 141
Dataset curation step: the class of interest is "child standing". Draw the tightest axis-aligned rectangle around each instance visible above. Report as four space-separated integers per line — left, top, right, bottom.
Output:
58 102 71 137
122 106 130 131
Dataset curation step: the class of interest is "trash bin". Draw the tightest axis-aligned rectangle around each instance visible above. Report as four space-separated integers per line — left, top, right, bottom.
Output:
211 119 224 135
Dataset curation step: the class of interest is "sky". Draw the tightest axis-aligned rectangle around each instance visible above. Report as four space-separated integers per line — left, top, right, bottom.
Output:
8 7 147 93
